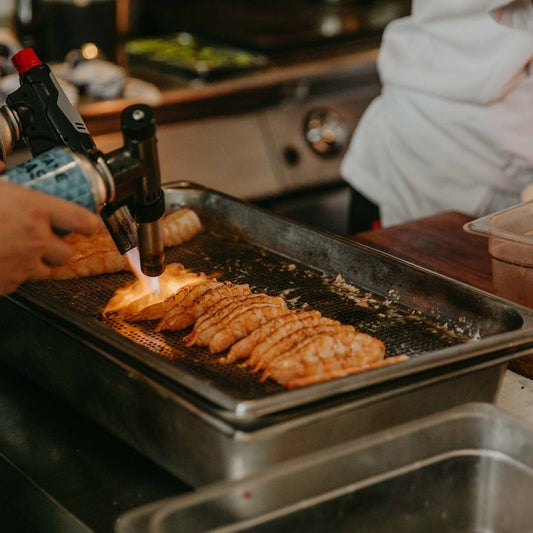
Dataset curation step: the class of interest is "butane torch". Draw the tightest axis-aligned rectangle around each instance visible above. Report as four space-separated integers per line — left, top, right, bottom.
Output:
0 48 166 277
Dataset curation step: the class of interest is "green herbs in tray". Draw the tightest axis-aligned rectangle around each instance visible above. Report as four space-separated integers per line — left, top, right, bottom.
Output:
126 32 268 78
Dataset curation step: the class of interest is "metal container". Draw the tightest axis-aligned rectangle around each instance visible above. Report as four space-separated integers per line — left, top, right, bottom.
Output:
115 402 533 533
0 182 532 486
2 146 108 212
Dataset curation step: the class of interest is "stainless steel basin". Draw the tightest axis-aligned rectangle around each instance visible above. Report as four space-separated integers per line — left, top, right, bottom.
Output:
116 402 533 533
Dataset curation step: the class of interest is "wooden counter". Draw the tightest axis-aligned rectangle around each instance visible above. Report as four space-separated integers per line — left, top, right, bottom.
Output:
78 47 379 135
350 211 533 379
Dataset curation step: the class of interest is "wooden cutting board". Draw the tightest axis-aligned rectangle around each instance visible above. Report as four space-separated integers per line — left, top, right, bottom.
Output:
350 211 533 380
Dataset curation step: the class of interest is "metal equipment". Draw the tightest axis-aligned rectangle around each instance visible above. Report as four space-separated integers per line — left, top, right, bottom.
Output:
1 182 532 487
116 402 533 533
0 48 165 277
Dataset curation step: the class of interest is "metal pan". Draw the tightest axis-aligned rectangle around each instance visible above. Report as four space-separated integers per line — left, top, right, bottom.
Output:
0 182 532 485
115 402 533 533
8 181 533 418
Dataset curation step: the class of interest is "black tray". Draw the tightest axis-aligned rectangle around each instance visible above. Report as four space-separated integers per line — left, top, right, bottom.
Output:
126 32 269 79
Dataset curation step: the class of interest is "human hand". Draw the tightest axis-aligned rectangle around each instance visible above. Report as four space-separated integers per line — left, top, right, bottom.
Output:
0 182 101 294
522 183 533 202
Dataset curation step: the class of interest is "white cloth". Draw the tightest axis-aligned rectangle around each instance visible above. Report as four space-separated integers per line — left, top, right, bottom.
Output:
341 0 533 227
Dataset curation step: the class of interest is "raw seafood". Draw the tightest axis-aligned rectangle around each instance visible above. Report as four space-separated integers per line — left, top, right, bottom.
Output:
45 208 202 280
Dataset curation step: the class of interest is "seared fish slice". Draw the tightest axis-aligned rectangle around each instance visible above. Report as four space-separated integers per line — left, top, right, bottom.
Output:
184 294 287 347
45 208 202 280
160 208 203 246
245 316 342 371
260 328 386 384
285 355 409 388
208 304 292 353
136 276 217 322
120 273 209 321
155 279 224 328
102 263 204 318
221 310 320 364
249 322 346 373
156 281 251 331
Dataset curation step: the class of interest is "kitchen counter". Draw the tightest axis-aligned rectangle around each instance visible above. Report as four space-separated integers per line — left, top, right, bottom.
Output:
350 210 533 427
78 46 380 136
0 362 193 533
79 44 382 207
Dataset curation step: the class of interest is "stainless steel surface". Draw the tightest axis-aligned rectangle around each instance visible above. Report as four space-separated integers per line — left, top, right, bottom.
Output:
138 219 165 277
498 370 533 427
0 361 190 533
116 402 533 533
1 182 532 486
11 181 533 416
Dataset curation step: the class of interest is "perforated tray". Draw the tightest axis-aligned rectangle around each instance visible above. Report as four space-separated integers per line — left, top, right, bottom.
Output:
10 182 533 419
2 182 533 485
40 218 472 401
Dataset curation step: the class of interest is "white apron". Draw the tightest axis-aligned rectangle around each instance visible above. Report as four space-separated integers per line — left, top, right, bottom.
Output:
341 0 533 227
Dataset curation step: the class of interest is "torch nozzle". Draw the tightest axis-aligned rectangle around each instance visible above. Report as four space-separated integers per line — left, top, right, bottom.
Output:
138 219 165 277
101 205 138 255
126 247 161 294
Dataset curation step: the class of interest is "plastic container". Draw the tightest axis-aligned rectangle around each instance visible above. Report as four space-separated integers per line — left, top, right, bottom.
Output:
464 201 533 308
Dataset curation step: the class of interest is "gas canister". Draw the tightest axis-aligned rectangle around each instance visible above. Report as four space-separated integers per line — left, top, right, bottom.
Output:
1 145 111 212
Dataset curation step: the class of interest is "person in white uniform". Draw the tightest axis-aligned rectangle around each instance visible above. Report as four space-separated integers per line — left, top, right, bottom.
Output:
341 0 533 231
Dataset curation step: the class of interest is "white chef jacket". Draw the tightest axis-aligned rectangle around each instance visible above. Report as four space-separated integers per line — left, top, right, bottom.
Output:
341 0 533 227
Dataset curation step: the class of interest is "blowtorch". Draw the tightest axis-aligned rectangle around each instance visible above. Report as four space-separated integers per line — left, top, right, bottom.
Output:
0 48 166 278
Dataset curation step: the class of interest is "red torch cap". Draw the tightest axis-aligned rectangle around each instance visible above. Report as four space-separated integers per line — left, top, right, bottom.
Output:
12 48 42 75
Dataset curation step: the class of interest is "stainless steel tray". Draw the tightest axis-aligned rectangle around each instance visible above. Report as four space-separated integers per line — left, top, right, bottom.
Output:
0 182 532 486
116 402 533 533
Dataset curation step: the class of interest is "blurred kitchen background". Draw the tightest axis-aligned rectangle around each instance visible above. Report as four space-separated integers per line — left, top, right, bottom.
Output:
1 0 410 235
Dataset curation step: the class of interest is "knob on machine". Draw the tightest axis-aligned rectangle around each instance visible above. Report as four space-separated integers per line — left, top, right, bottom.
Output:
303 108 349 157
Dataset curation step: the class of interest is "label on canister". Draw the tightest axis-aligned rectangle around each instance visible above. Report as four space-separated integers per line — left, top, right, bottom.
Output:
1 146 99 212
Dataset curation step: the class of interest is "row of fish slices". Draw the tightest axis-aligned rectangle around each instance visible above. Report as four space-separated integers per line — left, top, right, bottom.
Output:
116 276 406 388
158 281 290 353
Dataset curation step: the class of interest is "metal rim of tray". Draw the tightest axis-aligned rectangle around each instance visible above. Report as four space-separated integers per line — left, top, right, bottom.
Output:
11 181 533 421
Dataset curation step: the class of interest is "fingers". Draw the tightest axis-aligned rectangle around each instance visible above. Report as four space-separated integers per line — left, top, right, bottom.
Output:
41 236 73 267
50 202 101 236
1 183 100 236
36 192 101 236
29 262 53 282
0 184 103 295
